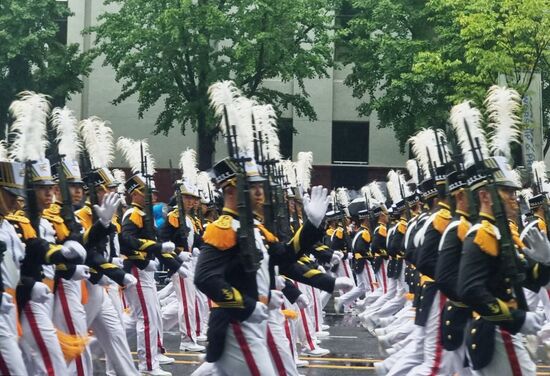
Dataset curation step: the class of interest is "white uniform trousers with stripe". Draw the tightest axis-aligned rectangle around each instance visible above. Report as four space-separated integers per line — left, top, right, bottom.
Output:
171 273 198 344
52 278 92 376
124 266 161 372
20 297 68 376
0 297 27 375
295 282 319 351
267 309 299 376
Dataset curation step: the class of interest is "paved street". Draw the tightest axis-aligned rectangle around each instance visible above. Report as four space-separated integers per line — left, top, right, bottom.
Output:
93 306 550 375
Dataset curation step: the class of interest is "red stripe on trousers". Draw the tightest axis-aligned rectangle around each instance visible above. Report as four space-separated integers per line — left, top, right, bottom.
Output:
231 322 260 376
311 286 319 332
299 307 315 350
381 261 387 294
284 318 294 358
57 281 84 376
0 352 10 376
267 327 287 376
500 329 522 376
429 293 447 376
365 264 375 291
157 331 165 353
178 276 193 338
343 260 350 278
133 266 153 371
24 304 55 376
195 298 201 337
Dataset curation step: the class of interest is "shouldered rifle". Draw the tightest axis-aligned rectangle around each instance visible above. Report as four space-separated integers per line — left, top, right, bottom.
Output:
464 120 524 285
24 161 41 235
140 142 156 237
254 125 276 234
169 159 190 252
223 107 261 273
398 180 411 221
533 169 550 240
276 165 292 242
79 149 99 222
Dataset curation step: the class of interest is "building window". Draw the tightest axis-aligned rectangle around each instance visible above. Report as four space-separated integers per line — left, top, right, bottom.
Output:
278 118 294 159
55 0 69 45
334 0 359 62
331 121 369 164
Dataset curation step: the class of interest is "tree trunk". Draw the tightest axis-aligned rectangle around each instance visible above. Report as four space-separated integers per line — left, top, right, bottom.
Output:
196 110 216 170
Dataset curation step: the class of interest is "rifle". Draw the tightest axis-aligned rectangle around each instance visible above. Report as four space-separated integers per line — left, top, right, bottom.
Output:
398 179 411 221
140 142 156 236
276 165 292 242
253 122 275 233
79 148 99 222
464 120 524 285
533 169 550 240
170 159 190 252
24 161 41 235
223 107 261 273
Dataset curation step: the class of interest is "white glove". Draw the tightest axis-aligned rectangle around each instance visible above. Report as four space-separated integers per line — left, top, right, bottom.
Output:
295 294 309 309
521 311 544 335
97 275 111 286
145 259 159 272
335 276 354 292
112 257 124 268
71 265 90 281
178 252 192 263
31 282 52 303
123 273 138 287
318 265 326 273
61 240 87 262
176 263 192 278
0 293 15 314
347 252 353 260
192 247 201 257
275 276 286 291
521 222 550 265
268 290 284 310
303 185 331 228
248 302 269 323
162 242 176 253
93 192 121 227
331 250 343 266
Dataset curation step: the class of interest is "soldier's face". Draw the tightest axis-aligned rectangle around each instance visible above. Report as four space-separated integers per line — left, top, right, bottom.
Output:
288 199 296 213
35 185 54 210
183 195 195 212
131 190 145 206
498 187 519 219
0 189 15 215
249 182 265 210
69 184 84 205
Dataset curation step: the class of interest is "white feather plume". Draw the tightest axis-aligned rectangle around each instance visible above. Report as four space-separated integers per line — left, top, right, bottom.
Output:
52 106 81 161
520 187 533 202
208 80 242 119
232 96 256 153
409 129 434 178
368 181 386 205
450 101 489 167
253 104 280 161
117 137 155 175
197 171 214 200
180 148 198 186
406 159 419 185
8 91 50 162
79 116 115 169
532 161 547 184
281 160 297 187
112 169 126 194
336 187 350 208
387 170 403 203
296 151 313 191
485 85 522 160
510 169 522 189
0 141 8 162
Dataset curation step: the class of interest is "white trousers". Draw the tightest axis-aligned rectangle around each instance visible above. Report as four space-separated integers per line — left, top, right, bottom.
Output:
0 300 27 375
171 273 198 344
267 310 299 376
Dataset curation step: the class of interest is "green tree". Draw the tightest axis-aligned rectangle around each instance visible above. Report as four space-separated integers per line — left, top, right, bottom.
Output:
90 0 337 169
342 0 549 153
0 0 92 133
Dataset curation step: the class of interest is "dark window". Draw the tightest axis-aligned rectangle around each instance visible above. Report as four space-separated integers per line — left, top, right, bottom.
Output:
334 0 359 62
278 118 294 159
331 121 369 164
55 1 68 45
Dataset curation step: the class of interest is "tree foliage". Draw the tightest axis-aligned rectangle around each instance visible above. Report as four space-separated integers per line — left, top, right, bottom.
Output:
0 0 92 132
91 0 337 169
342 0 549 153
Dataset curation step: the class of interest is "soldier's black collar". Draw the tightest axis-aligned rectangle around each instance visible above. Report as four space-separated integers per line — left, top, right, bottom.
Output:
455 209 469 219
479 212 495 223
132 202 143 210
222 207 239 219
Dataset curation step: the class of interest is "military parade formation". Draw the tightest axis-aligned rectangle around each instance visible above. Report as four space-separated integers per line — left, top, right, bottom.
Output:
0 80 550 376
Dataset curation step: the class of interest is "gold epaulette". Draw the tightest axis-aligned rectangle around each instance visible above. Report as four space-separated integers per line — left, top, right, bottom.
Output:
473 220 499 257
509 221 525 249
202 215 236 251
42 212 64 224
397 220 407 235
378 224 387 237
335 227 344 239
129 208 145 228
45 203 61 216
257 223 279 244
75 206 93 231
433 208 452 234
538 218 547 234
457 216 471 242
326 228 335 237
5 213 30 224
168 211 179 229
362 229 371 243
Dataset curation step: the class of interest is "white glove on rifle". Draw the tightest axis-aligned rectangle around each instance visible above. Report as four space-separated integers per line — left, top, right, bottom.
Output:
192 247 201 257
31 282 52 303
347 252 353 260
303 186 331 228
331 250 344 266
248 302 268 323
161 241 176 253
318 265 326 273
97 275 111 286
61 240 87 262
275 276 286 291
335 276 353 292
71 265 90 281
145 259 159 272
0 293 15 314
112 257 124 268
178 252 192 263
268 290 284 310
521 222 550 265
176 262 192 278
520 311 544 335
93 192 121 227
295 294 309 309
123 273 138 287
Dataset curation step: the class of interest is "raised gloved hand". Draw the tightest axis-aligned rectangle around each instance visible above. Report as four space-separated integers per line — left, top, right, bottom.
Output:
520 311 544 335
61 240 87 262
275 276 286 291
161 241 176 253
0 292 15 314
521 222 550 265
295 294 309 309
335 276 354 292
268 290 284 310
71 265 91 281
178 252 192 263
94 192 121 227
303 185 331 228
192 247 201 257
112 257 124 268
31 282 52 303
248 302 269 323
331 251 343 266
145 259 159 272
123 273 138 287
